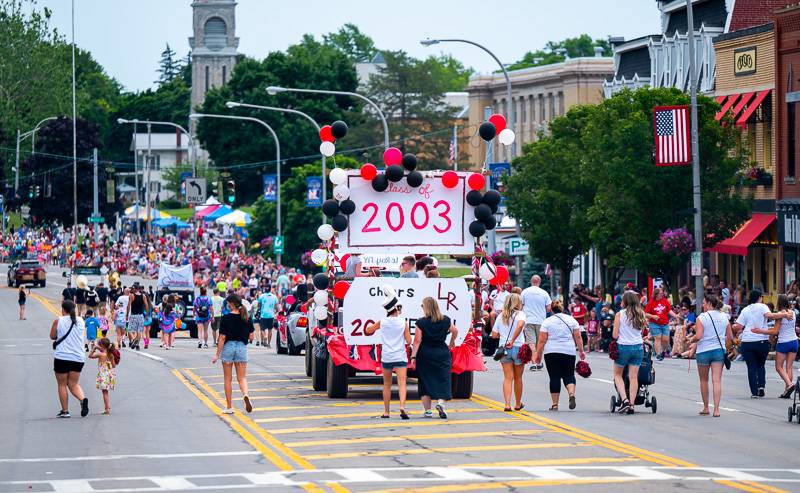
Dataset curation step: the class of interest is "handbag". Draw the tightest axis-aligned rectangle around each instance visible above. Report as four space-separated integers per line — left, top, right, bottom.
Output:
53 320 76 350
493 312 518 361
707 313 731 370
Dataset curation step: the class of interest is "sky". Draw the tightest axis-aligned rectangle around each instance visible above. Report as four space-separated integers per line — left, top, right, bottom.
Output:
38 0 661 92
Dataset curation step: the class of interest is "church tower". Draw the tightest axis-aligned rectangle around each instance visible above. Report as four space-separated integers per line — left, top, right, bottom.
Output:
189 0 239 111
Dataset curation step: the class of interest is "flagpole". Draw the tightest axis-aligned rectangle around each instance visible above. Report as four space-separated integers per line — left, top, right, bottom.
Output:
453 124 458 170
686 0 704 314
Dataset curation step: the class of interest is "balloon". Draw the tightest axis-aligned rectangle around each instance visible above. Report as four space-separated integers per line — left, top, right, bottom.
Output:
300 304 308 314
360 163 377 180
401 153 417 171
339 199 355 215
285 295 296 305
294 274 305 284
320 141 336 157
312 273 329 290
331 214 349 232
329 167 347 185
313 304 328 321
406 170 423 188
489 114 507 133
333 280 350 299
469 220 486 238
331 120 348 139
483 215 497 230
339 253 350 272
479 259 497 281
479 121 497 141
498 128 516 146
490 265 509 286
313 289 329 306
482 189 501 207
317 223 335 241
322 199 339 218
489 202 499 214
441 170 459 188
468 173 486 191
386 164 404 183
319 125 334 143
474 203 493 222
372 174 389 192
311 248 328 266
333 184 350 201
383 147 402 166
466 190 483 206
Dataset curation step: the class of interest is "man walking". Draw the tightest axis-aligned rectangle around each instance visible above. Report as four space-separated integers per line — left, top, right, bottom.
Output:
521 275 551 371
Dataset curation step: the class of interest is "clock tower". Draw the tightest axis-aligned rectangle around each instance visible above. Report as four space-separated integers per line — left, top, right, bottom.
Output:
189 0 239 112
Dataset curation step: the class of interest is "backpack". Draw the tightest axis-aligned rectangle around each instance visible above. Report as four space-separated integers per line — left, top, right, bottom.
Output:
195 297 210 318
111 348 121 366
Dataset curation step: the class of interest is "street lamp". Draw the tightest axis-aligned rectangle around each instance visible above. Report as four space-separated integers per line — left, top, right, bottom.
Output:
265 85 390 149
226 101 328 222
15 116 57 192
190 113 283 264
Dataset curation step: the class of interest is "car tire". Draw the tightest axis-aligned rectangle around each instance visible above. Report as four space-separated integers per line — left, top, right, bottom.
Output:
305 332 313 377
451 371 473 399
311 341 327 391
39 280 46 288
276 330 288 355
287 331 301 356
326 357 349 398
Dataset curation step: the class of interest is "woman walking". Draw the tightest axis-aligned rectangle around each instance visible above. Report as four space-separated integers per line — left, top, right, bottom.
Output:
757 294 797 398
411 297 457 419
212 294 254 414
612 291 647 414
533 300 585 411
365 287 412 419
491 293 526 412
193 286 213 349
50 300 89 418
692 294 732 417
18 285 29 320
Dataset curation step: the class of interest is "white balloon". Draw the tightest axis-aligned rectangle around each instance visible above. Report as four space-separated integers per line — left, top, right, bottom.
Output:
333 184 350 201
329 167 347 185
313 290 329 305
320 141 336 157
498 128 516 146
313 304 328 321
317 223 335 241
479 260 497 281
311 248 327 266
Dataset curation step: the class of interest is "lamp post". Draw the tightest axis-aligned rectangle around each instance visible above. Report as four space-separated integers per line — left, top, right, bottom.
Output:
15 116 57 193
686 0 704 314
226 101 328 221
266 86 390 149
190 113 282 264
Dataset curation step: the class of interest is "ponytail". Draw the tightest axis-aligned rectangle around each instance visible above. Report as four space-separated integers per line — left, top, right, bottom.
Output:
62 300 76 324
226 294 248 322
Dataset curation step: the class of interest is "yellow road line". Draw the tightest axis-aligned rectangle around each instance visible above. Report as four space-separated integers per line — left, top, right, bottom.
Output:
234 393 320 401
30 292 61 317
209 378 306 385
456 456 640 468
286 430 546 448
254 407 486 423
201 371 308 380
361 477 637 493
252 400 425 412
740 481 791 493
246 386 314 392
304 442 592 460
269 418 518 435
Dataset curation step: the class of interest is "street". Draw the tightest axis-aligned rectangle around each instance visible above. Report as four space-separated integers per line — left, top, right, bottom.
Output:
1 265 798 493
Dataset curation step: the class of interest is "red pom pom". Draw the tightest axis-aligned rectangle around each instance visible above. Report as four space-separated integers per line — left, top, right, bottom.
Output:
442 170 459 189
489 265 509 286
360 163 377 180
467 173 486 191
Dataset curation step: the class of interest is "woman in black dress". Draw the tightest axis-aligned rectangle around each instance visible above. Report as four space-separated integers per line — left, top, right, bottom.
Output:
18 285 29 320
411 297 458 419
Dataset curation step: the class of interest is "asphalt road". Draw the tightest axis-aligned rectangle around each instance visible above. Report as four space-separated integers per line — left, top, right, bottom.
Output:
1 264 799 493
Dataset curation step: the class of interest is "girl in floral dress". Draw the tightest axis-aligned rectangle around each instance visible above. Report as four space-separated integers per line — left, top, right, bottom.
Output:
89 338 118 414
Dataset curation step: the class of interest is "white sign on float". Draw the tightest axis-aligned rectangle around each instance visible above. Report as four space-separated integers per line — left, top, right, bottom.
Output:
339 171 475 255
342 278 471 346
156 263 194 290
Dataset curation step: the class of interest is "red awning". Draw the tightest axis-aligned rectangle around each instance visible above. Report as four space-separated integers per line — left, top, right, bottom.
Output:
706 213 776 256
715 95 727 104
730 92 755 120
736 89 771 128
715 94 740 120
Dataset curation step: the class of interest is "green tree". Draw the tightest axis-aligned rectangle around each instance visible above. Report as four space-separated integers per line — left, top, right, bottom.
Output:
323 23 377 62
506 34 611 71
156 43 181 85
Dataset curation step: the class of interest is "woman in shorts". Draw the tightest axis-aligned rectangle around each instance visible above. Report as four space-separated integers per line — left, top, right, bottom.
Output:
612 291 647 414
491 293 526 412
50 300 89 418
212 294 254 414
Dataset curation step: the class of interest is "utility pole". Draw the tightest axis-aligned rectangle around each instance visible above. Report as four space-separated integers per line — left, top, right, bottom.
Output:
133 121 141 240
93 148 99 242
146 121 152 241
71 0 77 231
14 129 20 192
686 0 704 314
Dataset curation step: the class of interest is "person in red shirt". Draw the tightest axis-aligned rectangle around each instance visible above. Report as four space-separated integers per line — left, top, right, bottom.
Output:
570 298 589 348
644 288 678 360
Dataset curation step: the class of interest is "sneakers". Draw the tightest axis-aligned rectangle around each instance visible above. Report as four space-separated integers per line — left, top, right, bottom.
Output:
758 388 765 398
255 341 260 347
56 410 71 418
435 403 447 419
423 410 433 418
221 408 235 415
529 364 542 372
80 398 89 417
656 353 664 361
198 342 203 349
203 343 209 349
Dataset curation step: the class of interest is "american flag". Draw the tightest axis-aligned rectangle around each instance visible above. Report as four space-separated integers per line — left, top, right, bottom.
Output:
448 137 456 166
654 106 691 166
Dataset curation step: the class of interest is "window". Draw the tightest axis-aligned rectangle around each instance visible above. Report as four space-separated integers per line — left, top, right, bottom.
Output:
558 91 565 116
521 97 527 123
548 93 555 120
539 94 545 121
222 65 227 85
789 102 797 178
205 66 209 92
204 17 227 51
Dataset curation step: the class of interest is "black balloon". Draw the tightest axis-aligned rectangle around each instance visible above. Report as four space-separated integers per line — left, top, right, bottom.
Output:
489 202 499 214
401 153 417 171
482 189 501 207
469 220 486 238
474 203 493 222
466 190 483 206
312 273 329 290
331 120 348 139
479 121 497 141
322 199 339 218
372 174 389 192
483 215 497 230
331 214 349 232
386 164 404 182
339 199 356 215
406 170 423 188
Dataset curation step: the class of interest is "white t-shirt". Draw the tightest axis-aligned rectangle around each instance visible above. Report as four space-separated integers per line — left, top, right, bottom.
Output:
53 315 86 363
492 290 509 312
737 303 770 342
616 310 644 345
541 313 580 355
521 286 551 325
379 317 408 363
696 310 729 354
492 310 526 348
777 316 798 344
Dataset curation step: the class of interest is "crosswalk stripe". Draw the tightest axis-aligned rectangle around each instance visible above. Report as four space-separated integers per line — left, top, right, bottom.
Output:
254 407 485 423
285 430 546 448
304 442 592 460
269 418 518 434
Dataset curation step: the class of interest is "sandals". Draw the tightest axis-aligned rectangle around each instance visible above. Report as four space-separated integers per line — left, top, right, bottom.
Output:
514 403 525 411
568 395 576 410
503 407 512 412
548 404 558 411
380 414 390 419
243 395 253 413
399 409 409 420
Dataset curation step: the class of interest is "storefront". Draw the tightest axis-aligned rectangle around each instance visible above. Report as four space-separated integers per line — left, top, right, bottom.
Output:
778 200 800 287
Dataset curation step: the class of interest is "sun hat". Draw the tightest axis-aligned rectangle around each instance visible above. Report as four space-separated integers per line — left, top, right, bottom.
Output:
381 285 401 313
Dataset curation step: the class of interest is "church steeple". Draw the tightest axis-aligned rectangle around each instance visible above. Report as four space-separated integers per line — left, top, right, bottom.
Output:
189 0 239 111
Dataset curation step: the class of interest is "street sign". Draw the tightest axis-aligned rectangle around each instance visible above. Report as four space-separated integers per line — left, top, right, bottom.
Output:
691 251 702 276
20 205 30 219
106 179 115 203
89 215 105 224
507 237 529 256
184 178 207 205
274 235 284 255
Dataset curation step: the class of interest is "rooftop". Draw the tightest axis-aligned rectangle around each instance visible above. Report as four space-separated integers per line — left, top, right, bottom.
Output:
130 132 190 152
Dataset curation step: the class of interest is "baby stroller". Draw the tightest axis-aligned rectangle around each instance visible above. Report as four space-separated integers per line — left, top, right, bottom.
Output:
787 377 800 424
610 341 657 414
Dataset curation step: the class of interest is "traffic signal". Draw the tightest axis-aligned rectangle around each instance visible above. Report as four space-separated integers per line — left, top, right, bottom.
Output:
28 185 33 199
226 180 235 203
34 186 40 198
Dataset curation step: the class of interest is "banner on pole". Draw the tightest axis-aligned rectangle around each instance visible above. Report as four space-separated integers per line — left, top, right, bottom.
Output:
654 105 691 166
306 176 322 207
106 179 115 204
156 263 194 290
489 162 510 208
262 175 277 202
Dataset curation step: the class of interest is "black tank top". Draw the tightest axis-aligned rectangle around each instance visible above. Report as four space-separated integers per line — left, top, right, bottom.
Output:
130 293 145 315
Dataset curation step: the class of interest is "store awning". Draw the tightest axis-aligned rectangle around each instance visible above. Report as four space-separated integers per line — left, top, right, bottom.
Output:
736 89 771 128
715 94 740 120
707 213 776 256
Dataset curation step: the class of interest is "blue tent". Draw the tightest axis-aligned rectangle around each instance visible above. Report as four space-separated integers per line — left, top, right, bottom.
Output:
153 217 190 229
203 205 233 222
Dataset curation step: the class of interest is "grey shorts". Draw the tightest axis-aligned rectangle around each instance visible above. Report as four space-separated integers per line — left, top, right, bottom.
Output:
523 323 541 345
127 314 145 333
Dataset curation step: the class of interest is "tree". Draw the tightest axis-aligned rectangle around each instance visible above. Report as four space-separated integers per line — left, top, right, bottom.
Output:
156 43 181 85
506 34 612 71
323 24 377 62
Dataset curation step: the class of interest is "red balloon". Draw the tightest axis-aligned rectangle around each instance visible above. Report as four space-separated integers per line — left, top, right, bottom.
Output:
442 170 459 189
467 173 486 191
360 163 377 180
383 147 403 166
293 274 305 284
333 280 350 299
490 265 509 286
339 253 350 272
489 114 507 133
300 303 308 313
319 125 335 143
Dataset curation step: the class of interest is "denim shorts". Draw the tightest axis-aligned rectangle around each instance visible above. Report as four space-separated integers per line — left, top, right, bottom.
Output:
776 339 799 355
381 360 407 370
220 340 248 363
648 323 670 337
499 346 523 365
696 348 725 366
614 343 644 368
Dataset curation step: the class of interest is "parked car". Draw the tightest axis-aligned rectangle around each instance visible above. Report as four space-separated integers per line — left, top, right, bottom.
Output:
8 259 46 288
275 310 308 356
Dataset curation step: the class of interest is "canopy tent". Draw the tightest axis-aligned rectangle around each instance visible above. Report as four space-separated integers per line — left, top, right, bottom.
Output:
203 205 234 222
123 206 171 221
216 209 252 226
195 204 221 219
153 217 191 229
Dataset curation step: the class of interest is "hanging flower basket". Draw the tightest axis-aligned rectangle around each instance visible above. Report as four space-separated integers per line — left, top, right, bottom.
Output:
491 250 515 267
659 228 694 256
741 167 773 186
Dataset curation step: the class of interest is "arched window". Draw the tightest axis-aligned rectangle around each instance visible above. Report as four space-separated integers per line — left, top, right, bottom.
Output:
204 17 227 51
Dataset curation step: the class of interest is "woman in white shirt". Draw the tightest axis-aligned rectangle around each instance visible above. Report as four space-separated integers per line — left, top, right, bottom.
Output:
50 300 88 418
612 291 647 414
533 300 585 411
692 294 732 417
491 293 526 412
755 294 797 399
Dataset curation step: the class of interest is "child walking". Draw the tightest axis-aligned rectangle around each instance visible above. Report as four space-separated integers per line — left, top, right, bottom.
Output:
98 306 110 338
88 338 118 414
159 303 178 349
586 310 600 352
114 302 127 348
85 309 100 352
